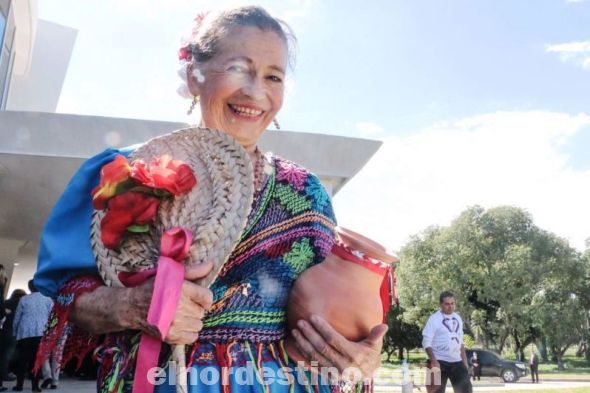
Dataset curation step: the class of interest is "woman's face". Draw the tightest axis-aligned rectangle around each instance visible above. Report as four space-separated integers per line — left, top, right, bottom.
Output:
188 26 288 152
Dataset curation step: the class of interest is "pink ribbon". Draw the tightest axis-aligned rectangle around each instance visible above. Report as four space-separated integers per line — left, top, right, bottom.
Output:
119 228 192 393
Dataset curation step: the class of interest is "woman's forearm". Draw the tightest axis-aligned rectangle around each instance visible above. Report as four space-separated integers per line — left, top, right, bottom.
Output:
67 264 213 342
69 284 154 335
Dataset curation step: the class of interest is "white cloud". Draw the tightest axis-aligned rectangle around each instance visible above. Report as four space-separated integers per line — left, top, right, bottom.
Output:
333 111 590 252
355 122 385 137
546 41 590 53
546 40 590 70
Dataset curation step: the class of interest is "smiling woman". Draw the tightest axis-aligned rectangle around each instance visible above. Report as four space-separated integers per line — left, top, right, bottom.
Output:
32 5 387 393
187 25 288 152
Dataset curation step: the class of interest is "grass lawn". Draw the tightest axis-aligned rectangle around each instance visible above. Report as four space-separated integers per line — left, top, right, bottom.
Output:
539 373 590 381
374 387 590 393
478 389 590 393
380 349 590 383
537 355 590 378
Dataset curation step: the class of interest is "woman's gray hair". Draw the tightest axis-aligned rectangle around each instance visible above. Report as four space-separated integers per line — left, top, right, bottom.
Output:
177 6 297 99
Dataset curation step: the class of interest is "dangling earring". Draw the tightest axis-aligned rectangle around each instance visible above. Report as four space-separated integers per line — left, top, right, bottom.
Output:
273 118 281 130
187 95 200 115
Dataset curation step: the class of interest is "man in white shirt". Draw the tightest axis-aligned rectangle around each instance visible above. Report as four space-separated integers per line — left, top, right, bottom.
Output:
423 291 472 393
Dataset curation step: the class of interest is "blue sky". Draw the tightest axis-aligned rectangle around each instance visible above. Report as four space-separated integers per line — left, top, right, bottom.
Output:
39 0 590 250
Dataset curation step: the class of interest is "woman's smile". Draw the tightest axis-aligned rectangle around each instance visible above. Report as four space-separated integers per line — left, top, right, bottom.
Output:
227 103 265 121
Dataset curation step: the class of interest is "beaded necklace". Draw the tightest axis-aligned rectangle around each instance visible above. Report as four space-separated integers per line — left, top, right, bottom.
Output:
252 147 269 195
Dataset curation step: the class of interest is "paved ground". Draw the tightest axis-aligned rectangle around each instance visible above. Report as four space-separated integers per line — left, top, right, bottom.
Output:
376 379 590 392
4 377 590 392
1 377 95 392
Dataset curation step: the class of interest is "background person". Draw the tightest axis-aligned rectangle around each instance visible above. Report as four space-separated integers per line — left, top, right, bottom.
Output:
470 352 481 381
0 289 26 385
12 280 53 392
529 348 539 383
423 291 472 393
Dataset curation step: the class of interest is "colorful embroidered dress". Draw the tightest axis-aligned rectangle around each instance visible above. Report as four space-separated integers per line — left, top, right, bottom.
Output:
34 147 361 393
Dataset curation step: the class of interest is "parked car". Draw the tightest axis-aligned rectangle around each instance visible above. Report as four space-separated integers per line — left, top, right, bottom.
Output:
466 349 527 382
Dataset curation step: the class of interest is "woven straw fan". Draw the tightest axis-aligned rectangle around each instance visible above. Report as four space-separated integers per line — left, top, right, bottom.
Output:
91 127 254 393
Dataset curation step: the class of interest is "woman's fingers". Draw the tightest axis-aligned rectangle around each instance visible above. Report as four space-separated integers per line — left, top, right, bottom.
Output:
174 304 205 327
183 280 214 310
295 320 343 369
291 328 332 366
308 315 354 361
163 277 213 344
305 316 387 379
166 330 200 345
363 324 388 348
184 261 214 282
129 264 215 345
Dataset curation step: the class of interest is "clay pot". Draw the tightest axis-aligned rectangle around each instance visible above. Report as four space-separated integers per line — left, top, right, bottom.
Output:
285 226 399 363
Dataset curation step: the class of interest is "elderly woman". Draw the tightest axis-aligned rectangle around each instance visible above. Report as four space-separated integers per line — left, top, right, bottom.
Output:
34 6 386 393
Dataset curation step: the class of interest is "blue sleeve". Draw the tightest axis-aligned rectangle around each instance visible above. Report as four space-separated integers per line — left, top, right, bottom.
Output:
34 146 139 299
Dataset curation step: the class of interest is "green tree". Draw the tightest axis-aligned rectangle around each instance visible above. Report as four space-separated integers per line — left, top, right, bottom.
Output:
576 243 590 361
532 286 585 370
382 305 423 362
398 205 583 363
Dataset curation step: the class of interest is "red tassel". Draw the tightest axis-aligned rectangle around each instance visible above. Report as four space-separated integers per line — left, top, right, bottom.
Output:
390 269 397 305
379 268 392 322
34 276 102 374
187 342 200 368
215 343 230 393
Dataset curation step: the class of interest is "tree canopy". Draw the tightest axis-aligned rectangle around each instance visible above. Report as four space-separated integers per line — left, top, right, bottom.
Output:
394 205 587 368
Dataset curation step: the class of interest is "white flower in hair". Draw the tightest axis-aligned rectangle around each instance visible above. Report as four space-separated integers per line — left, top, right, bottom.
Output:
176 84 192 99
177 63 188 81
192 68 205 83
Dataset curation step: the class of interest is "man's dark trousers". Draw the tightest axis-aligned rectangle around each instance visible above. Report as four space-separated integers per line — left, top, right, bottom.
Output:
429 360 473 393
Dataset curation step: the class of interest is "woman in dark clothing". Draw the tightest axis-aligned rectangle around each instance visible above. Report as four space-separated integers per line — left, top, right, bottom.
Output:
471 352 481 381
0 264 7 392
0 287 27 392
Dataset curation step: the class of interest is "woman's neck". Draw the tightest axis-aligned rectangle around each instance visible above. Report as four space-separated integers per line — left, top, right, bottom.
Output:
247 149 260 163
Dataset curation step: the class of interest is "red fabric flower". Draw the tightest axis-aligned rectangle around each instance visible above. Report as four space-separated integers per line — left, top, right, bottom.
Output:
100 192 160 249
92 155 131 210
179 47 191 61
130 155 196 196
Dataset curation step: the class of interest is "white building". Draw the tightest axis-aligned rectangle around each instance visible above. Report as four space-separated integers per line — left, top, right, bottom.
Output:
0 0 381 294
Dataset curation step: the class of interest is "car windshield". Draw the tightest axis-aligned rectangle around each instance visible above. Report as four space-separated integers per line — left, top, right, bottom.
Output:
480 351 499 362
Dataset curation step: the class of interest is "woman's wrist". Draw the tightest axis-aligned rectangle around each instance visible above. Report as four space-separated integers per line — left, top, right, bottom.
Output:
115 286 140 330
119 281 160 337
71 285 134 334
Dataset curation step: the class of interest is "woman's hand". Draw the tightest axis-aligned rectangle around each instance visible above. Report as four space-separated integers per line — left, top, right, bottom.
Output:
71 262 214 343
127 261 214 345
291 315 388 382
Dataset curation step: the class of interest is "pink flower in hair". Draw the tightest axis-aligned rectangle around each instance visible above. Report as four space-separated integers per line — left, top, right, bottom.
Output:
194 12 209 28
179 12 210 61
191 12 210 38
178 47 190 61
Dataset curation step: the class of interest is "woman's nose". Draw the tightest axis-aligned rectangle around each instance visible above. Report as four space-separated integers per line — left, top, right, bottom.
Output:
241 76 265 100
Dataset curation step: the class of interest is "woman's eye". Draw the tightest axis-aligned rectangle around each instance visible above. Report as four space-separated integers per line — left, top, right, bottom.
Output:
227 65 248 74
267 75 283 83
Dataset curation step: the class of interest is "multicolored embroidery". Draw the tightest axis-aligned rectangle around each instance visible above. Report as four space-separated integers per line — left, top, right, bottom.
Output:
199 155 335 343
34 275 103 373
276 159 308 191
45 154 338 392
